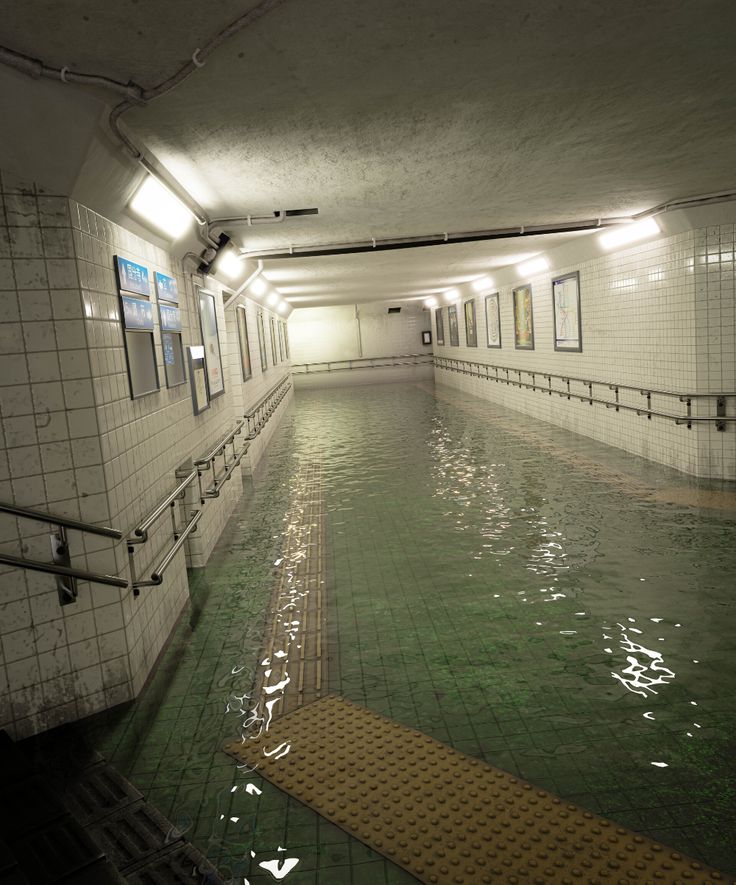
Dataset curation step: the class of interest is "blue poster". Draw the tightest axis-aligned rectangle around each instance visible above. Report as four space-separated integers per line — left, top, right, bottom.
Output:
159 304 181 332
115 255 150 297
154 271 179 304
121 295 154 331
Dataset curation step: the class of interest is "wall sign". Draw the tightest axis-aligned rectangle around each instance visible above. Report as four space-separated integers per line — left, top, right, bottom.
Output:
187 345 209 415
270 315 279 364
159 303 182 332
114 255 150 297
422 330 432 345
121 295 154 331
282 321 290 359
154 271 179 304
197 288 225 399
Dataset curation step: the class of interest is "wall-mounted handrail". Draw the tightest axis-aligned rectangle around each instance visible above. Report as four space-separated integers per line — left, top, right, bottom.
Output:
129 469 197 545
0 501 122 539
0 551 128 590
133 509 202 591
244 374 291 419
434 356 735 430
203 440 251 499
194 419 246 467
292 354 433 374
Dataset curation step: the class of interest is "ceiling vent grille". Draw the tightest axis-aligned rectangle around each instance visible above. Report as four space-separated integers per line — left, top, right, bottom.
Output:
387 307 401 314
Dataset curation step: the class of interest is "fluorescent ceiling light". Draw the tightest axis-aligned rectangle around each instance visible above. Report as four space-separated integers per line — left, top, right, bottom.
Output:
250 276 267 296
517 257 549 277
471 276 494 293
443 288 460 302
424 297 438 308
129 176 193 239
599 218 660 250
266 291 279 307
216 250 243 280
278 301 288 314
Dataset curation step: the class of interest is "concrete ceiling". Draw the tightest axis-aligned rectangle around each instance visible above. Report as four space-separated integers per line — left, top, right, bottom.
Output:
3 0 736 306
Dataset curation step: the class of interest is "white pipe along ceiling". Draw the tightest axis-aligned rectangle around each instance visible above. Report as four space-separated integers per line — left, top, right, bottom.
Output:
1 0 735 307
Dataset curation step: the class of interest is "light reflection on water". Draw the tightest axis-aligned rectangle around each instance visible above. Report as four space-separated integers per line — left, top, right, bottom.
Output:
219 382 736 876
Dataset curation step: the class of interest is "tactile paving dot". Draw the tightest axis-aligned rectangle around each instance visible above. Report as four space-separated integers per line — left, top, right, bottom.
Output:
223 695 732 885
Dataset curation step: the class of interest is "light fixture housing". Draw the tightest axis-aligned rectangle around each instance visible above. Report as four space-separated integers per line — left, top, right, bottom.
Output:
216 249 244 280
599 218 660 250
516 256 549 277
129 175 193 239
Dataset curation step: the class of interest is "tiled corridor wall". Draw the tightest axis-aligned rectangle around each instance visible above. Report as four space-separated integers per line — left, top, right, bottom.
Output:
289 300 432 387
0 168 292 737
433 227 735 479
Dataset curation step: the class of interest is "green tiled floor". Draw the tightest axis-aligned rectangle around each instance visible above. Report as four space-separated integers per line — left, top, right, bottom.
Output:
87 382 736 880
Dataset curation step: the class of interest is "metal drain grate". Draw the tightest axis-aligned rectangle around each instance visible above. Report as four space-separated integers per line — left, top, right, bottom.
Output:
59 762 143 826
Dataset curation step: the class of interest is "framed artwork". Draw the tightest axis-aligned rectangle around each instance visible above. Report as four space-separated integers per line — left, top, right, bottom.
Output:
236 305 253 380
257 310 268 370
448 304 459 346
552 271 583 352
269 315 279 364
485 293 502 348
464 298 478 347
187 345 209 415
513 284 535 350
197 288 225 398
435 308 445 345
422 330 432 345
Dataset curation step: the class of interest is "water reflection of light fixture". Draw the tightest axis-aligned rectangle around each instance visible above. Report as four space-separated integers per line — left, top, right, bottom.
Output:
600 218 660 250
129 175 194 239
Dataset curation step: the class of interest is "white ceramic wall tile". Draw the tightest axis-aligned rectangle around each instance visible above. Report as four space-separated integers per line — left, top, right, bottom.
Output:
432 227 735 479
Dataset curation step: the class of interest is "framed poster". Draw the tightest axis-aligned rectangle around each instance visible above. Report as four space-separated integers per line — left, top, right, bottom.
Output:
282 321 290 359
269 315 279 364
485 293 502 348
513 284 535 350
435 308 445 345
464 298 478 347
257 310 268 370
448 304 459 346
277 321 285 363
236 305 253 380
422 330 432 345
552 271 582 352
187 345 209 415
197 288 225 398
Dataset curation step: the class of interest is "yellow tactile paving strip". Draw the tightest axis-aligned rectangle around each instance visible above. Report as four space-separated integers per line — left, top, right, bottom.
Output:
224 695 732 885
252 459 327 719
